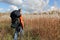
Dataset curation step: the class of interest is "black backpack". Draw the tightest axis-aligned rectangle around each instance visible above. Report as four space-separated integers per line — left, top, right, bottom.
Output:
10 10 21 28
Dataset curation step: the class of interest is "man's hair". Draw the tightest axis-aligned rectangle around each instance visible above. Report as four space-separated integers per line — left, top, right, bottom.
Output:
18 9 21 12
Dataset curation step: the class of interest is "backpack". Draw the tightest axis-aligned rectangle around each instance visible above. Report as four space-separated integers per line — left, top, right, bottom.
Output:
11 18 20 28
10 10 21 28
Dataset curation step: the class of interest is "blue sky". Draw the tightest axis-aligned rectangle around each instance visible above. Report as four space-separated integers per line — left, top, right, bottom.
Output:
0 0 60 13
48 0 60 8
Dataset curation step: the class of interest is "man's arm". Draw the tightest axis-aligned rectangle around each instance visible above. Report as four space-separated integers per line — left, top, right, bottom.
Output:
19 15 24 29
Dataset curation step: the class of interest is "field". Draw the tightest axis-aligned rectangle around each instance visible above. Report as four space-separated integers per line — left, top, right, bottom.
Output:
0 13 60 40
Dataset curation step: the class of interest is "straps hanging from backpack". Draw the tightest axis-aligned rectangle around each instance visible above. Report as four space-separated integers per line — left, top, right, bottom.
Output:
11 18 20 28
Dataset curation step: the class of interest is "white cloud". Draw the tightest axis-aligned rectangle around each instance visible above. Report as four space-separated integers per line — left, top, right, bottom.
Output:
0 8 10 12
50 6 57 10
0 0 49 13
22 0 49 13
0 8 3 11
9 5 18 10
0 5 18 12
0 0 23 6
48 6 59 11
9 5 19 12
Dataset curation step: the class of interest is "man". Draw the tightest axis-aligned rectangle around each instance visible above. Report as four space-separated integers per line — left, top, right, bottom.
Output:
10 9 24 40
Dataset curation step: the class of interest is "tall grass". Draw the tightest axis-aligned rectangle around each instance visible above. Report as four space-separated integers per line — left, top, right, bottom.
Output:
0 14 60 40
24 15 60 40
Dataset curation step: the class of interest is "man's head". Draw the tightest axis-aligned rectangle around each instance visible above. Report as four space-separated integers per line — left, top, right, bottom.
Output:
18 9 22 14
18 9 21 12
